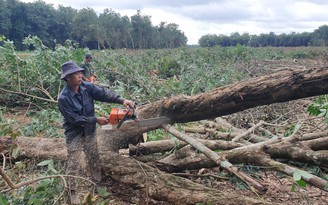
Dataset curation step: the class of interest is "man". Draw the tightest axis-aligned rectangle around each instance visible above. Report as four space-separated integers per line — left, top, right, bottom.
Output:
80 53 97 83
57 60 134 182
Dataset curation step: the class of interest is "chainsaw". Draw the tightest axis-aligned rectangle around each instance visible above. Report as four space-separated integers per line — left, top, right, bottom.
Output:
107 106 170 130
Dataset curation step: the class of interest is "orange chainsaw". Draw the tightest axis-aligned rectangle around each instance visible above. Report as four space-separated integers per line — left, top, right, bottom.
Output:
108 106 170 130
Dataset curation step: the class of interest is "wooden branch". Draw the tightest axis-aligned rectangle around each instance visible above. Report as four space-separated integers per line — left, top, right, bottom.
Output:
302 136 328 150
129 139 242 156
184 126 240 139
254 155 328 191
0 167 16 189
232 121 264 142
36 85 56 101
173 173 230 180
0 166 95 193
0 88 57 103
301 131 328 141
263 141 328 167
162 124 266 193
210 118 266 143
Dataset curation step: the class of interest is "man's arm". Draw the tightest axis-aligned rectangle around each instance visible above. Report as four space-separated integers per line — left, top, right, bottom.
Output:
88 83 134 108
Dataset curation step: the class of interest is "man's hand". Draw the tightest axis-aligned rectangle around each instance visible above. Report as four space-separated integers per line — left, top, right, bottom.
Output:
97 117 108 125
123 100 134 108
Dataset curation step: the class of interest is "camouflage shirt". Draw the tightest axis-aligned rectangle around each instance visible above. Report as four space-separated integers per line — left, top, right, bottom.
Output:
80 61 93 78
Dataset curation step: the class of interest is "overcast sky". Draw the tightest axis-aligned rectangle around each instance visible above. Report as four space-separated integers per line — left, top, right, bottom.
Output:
21 0 328 44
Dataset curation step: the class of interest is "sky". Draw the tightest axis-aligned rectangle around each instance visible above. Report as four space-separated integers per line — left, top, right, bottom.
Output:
21 0 328 45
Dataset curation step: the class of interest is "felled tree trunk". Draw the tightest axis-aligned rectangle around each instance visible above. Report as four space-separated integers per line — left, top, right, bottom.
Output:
137 67 328 122
100 67 328 150
0 136 67 160
0 137 266 204
100 151 266 205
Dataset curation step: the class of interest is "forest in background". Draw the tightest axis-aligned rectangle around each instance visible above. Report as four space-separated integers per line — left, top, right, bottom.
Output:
0 0 188 50
199 25 328 47
1 0 328 51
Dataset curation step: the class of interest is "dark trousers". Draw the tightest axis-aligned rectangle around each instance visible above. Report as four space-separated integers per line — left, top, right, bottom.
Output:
66 130 102 182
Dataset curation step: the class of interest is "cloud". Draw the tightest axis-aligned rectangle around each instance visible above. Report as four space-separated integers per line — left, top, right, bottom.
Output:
19 0 328 44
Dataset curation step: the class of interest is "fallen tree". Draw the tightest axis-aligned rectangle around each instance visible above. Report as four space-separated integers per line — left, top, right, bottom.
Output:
137 67 328 122
2 67 328 204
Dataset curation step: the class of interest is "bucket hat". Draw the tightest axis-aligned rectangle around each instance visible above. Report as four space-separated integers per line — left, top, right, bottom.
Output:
85 53 93 59
61 60 85 80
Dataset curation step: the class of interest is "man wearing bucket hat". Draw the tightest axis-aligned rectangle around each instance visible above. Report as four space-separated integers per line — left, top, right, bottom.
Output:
57 60 134 184
80 53 97 83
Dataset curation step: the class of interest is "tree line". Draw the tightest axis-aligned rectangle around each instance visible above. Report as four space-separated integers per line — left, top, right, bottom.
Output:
199 25 328 47
1 0 327 50
0 0 187 50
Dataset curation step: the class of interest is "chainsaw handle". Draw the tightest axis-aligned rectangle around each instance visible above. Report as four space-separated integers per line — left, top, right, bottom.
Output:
116 105 136 129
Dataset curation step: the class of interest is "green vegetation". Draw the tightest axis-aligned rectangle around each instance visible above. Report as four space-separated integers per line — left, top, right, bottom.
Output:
199 25 328 47
0 0 187 50
307 95 328 123
291 169 312 191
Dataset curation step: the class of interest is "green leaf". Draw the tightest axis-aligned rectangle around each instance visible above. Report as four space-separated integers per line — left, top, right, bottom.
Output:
297 179 307 188
49 166 58 174
298 170 312 180
11 147 20 159
37 159 53 166
293 170 302 181
100 199 110 205
28 198 43 205
291 182 296 191
318 109 327 117
0 192 8 205
293 169 311 181
97 187 110 197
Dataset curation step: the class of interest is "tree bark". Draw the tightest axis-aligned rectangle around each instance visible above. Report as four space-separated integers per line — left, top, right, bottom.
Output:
100 151 267 205
129 139 242 156
137 67 328 122
102 67 328 149
0 137 267 204
156 137 328 172
263 138 328 167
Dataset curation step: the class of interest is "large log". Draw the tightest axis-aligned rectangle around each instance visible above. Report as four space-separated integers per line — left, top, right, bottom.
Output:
0 137 266 204
137 67 328 122
100 151 266 204
104 67 328 149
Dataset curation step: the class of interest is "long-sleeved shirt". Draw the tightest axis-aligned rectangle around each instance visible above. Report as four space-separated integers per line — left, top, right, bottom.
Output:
58 81 124 140
80 61 93 78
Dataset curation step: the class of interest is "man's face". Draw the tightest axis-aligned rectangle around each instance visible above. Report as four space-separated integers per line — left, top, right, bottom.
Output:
66 71 83 86
86 57 93 63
